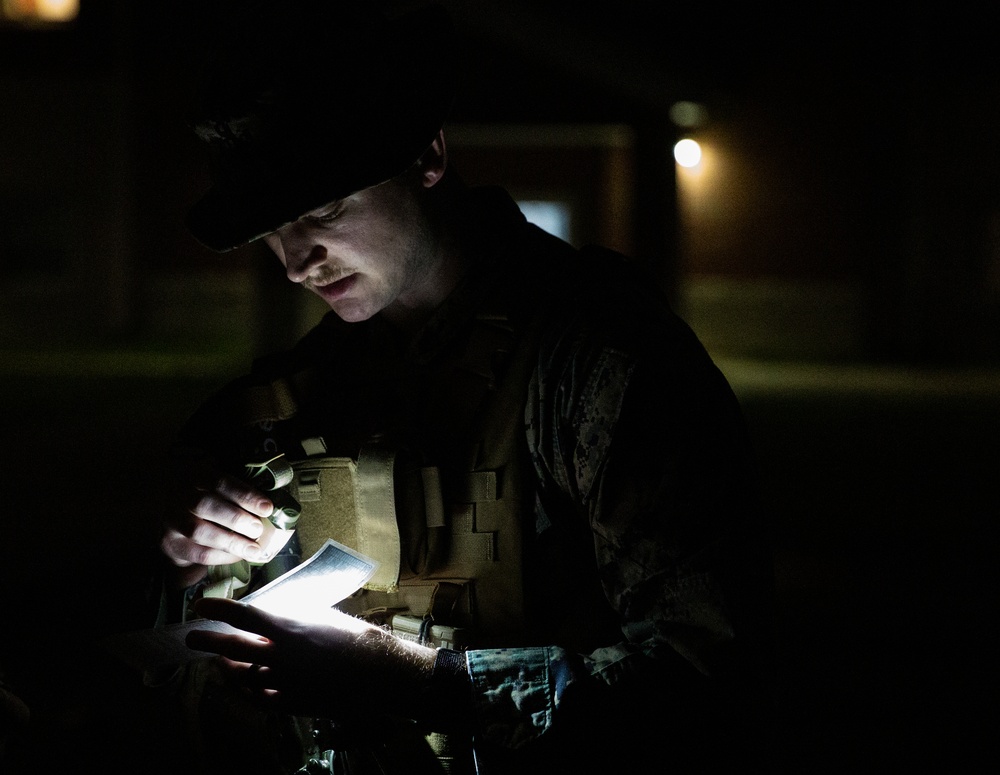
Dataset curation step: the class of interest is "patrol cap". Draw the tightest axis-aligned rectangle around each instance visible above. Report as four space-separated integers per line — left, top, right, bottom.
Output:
185 1 456 252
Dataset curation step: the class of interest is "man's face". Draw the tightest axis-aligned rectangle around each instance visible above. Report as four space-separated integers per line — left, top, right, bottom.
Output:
262 176 437 323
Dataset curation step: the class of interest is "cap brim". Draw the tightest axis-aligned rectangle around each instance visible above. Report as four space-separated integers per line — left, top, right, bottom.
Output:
184 4 455 252
185 121 446 252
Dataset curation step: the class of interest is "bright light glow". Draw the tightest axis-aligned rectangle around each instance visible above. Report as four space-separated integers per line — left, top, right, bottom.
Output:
674 139 702 169
252 597 370 630
248 565 372 627
38 0 76 19
518 200 572 242
1 0 78 22
239 539 378 627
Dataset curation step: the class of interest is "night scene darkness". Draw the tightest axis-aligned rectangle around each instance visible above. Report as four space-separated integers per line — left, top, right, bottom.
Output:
2 1 998 771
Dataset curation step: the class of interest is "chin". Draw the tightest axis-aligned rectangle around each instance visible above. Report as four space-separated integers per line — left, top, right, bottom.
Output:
330 301 379 324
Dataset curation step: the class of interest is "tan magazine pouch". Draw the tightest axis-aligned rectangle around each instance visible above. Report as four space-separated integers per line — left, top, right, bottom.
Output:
290 438 401 592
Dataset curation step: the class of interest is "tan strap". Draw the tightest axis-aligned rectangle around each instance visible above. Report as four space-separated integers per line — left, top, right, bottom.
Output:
354 437 402 592
446 503 497 574
458 470 497 502
421 466 446 528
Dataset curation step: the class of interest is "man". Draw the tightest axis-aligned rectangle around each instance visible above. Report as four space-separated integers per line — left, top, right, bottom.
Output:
157 2 777 773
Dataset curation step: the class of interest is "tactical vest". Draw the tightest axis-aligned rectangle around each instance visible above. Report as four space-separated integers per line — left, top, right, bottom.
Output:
181 227 592 773
203 298 542 652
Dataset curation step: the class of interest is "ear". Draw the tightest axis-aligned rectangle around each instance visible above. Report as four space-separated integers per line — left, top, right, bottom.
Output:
417 129 447 188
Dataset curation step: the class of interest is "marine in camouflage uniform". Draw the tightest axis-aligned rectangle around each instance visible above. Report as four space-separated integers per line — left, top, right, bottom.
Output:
153 3 777 772
162 185 776 773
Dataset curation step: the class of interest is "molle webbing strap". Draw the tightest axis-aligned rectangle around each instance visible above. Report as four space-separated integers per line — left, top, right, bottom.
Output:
421 466 446 528
458 470 496 501
444 500 496 577
452 307 546 641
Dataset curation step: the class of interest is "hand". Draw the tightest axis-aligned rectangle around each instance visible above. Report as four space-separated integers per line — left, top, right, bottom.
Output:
160 460 275 589
185 597 437 722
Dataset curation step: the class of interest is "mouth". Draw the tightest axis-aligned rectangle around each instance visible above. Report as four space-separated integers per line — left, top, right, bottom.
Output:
308 272 358 303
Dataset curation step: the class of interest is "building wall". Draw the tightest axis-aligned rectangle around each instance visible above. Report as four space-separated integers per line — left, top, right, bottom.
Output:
3 3 1000 366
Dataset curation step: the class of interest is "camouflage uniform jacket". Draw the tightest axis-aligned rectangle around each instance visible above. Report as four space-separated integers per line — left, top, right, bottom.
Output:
176 187 776 772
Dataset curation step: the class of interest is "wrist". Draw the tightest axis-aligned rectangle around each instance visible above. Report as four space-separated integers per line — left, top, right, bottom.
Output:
425 648 472 730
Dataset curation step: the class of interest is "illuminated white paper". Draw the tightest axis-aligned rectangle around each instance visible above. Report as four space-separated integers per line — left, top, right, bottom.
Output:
100 539 378 674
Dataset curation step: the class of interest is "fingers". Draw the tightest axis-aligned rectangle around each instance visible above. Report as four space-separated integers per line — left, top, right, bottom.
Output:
190 474 274 535
186 602 273 651
186 628 270 664
211 475 276 519
232 661 279 695
193 597 285 642
218 660 287 710
160 522 264 568
161 473 276 568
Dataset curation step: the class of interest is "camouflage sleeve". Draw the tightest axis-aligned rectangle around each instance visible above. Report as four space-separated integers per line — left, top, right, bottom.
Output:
465 289 775 762
465 341 639 753
465 646 577 749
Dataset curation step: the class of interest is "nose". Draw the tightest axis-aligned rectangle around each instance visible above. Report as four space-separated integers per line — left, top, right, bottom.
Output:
267 224 327 283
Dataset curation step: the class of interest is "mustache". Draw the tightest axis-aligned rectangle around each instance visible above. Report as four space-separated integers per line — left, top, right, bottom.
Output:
303 266 350 289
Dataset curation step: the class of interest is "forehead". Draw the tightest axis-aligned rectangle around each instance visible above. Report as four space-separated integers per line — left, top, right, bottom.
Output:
304 177 401 217
266 179 411 239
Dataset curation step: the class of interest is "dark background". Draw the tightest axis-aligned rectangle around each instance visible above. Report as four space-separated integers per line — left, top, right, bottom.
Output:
2 1 998 772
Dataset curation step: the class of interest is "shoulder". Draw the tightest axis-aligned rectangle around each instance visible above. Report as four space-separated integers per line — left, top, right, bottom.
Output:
530 240 735 431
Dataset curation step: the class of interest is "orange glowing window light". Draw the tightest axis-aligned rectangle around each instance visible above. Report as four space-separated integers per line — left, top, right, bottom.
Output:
1 0 79 23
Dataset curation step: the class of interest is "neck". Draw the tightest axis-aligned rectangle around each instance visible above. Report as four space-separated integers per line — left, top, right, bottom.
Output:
381 176 469 339
380 246 464 338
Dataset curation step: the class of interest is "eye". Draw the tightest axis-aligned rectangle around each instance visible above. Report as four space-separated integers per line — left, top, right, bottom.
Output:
309 202 344 224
